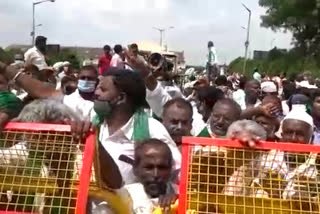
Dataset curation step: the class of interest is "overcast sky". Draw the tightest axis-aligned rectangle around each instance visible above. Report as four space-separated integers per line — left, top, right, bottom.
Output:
1 0 293 65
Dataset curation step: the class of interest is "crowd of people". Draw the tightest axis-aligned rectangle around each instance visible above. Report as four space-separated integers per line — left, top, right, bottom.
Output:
0 35 320 213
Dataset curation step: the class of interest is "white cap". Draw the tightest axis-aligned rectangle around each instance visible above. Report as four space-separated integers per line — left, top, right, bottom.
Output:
261 81 277 93
283 105 314 128
63 61 71 66
53 62 64 71
299 80 317 89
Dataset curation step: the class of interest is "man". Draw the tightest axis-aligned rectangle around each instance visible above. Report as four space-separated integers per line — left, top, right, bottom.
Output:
126 51 241 140
24 36 48 70
311 90 320 144
235 79 261 110
129 43 147 66
197 86 224 122
126 139 177 214
253 68 261 82
58 61 72 79
110 44 125 69
162 98 193 148
0 72 23 130
253 112 280 141
0 63 98 118
93 69 181 184
98 45 112 75
206 98 242 138
206 41 218 81
11 99 123 213
261 81 278 99
61 76 78 95
10 54 24 69
215 75 233 98
226 106 316 200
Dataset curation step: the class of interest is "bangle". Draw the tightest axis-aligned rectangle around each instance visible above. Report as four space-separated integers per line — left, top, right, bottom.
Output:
12 70 24 83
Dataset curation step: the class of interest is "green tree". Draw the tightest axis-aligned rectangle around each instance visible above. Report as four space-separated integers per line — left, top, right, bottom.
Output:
47 48 81 69
0 47 14 64
259 0 319 56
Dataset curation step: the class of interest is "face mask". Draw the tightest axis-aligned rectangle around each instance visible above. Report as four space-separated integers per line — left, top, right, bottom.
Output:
94 100 113 119
78 80 96 93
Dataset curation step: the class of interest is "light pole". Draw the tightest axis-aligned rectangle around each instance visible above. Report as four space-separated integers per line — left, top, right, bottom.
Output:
32 0 55 45
242 3 251 74
153 26 174 49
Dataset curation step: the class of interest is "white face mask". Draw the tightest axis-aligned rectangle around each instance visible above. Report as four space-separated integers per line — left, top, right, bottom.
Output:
77 80 96 93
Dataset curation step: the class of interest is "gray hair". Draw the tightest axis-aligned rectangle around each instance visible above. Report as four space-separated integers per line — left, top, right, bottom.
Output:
16 99 79 124
227 120 267 141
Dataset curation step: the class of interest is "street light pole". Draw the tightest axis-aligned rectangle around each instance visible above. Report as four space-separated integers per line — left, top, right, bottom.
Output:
31 0 55 45
242 3 251 74
32 3 35 45
153 26 174 49
153 28 165 47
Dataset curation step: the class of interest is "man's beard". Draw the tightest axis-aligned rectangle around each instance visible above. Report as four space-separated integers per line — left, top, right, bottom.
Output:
144 181 167 198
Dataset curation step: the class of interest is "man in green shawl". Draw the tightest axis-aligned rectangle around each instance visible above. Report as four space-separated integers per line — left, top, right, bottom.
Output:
0 73 23 129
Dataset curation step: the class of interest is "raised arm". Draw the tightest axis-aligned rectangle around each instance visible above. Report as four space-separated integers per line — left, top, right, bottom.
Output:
0 63 61 99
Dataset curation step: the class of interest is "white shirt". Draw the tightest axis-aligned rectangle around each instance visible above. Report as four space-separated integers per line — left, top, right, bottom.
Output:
146 81 206 136
207 47 218 65
63 89 94 119
99 115 181 184
124 183 157 214
124 182 176 214
24 46 47 70
110 53 125 69
233 89 261 110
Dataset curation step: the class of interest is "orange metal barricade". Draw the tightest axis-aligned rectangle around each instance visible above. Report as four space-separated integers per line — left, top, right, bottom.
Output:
0 122 95 214
179 137 320 214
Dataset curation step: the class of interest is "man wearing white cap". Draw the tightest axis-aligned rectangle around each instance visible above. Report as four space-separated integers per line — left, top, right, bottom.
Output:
261 81 278 98
58 61 72 79
238 104 314 146
226 105 317 200
281 105 314 144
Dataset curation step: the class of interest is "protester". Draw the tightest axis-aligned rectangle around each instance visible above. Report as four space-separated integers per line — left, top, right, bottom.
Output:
215 75 233 98
162 98 193 148
0 73 23 130
58 61 72 79
197 86 224 122
235 79 261 111
1 64 98 118
253 68 262 82
98 45 112 75
92 69 181 184
311 89 320 144
206 41 218 81
24 36 48 70
129 43 147 66
61 76 78 95
253 112 280 141
261 81 278 98
110 44 125 69
206 98 242 137
225 106 315 199
127 139 177 213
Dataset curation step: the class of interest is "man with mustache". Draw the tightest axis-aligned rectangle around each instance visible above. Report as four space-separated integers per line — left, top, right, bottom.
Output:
127 138 177 214
162 98 193 149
